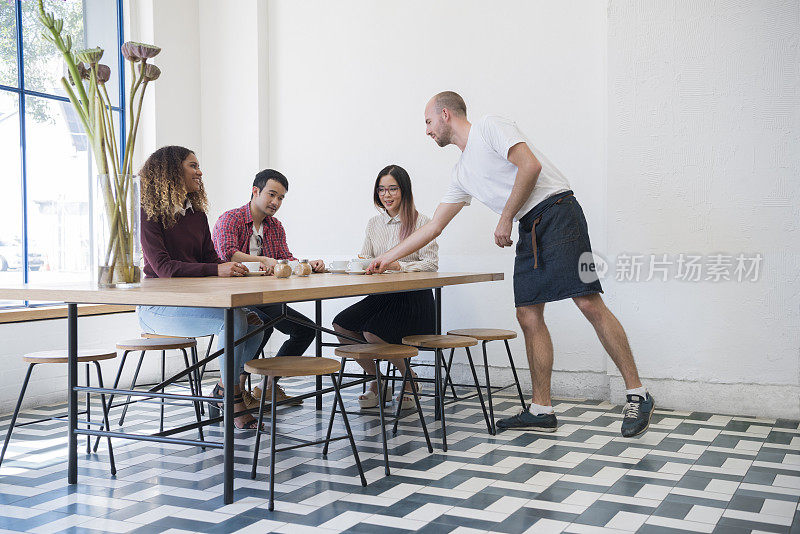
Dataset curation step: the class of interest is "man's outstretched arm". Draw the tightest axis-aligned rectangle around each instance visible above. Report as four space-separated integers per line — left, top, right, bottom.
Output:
367 201 465 273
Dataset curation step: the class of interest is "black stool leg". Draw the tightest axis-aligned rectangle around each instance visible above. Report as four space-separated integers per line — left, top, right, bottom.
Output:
405 358 433 453
0 364 35 468
482 341 496 435
436 349 448 451
444 347 458 399
330 373 367 487
322 359 346 455
504 339 527 409
180 348 204 443
191 346 205 415
391 364 410 436
94 350 130 452
251 374 268 479
374 359 390 476
268 377 279 511
464 346 492 434
119 350 146 426
85 363 91 454
159 350 166 434
434 349 441 422
93 361 116 475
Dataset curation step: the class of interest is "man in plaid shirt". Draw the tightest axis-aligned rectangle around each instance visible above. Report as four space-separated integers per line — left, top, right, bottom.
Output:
212 169 325 407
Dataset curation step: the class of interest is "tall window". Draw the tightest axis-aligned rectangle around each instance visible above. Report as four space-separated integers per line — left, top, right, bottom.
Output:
0 0 124 307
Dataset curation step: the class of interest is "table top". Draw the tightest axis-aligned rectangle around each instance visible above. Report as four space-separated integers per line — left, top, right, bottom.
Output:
0 271 503 308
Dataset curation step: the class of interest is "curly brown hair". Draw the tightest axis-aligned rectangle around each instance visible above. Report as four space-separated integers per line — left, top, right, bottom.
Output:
139 146 209 228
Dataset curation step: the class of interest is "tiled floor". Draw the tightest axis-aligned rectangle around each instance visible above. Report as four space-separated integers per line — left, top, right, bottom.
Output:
0 375 798 533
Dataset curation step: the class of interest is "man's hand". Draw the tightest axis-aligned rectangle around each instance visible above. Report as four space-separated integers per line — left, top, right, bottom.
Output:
218 262 248 277
366 254 393 274
259 257 277 271
310 259 325 272
494 216 514 248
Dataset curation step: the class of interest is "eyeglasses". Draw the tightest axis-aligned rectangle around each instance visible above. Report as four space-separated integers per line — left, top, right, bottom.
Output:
377 186 400 195
255 234 263 248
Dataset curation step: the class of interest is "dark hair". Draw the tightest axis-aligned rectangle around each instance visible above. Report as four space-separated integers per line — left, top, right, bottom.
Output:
373 165 418 241
432 91 467 117
252 169 289 198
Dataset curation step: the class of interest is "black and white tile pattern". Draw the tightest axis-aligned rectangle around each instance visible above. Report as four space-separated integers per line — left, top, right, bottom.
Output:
0 377 798 533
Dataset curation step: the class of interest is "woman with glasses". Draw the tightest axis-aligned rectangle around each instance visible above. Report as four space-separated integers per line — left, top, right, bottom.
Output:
333 165 439 410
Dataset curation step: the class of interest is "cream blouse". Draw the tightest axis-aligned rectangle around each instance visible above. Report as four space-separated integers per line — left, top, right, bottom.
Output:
359 210 439 272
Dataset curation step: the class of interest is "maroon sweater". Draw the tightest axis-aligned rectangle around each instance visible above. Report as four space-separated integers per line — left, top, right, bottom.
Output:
141 207 222 278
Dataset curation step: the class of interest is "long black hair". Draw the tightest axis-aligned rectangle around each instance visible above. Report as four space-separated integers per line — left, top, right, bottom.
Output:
373 164 418 240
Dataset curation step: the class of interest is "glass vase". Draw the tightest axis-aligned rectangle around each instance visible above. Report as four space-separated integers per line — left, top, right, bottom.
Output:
95 173 141 288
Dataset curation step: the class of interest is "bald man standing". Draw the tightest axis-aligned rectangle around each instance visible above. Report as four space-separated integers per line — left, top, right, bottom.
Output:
368 91 654 437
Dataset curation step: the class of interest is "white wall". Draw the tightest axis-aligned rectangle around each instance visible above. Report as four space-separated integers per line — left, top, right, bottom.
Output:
607 0 799 417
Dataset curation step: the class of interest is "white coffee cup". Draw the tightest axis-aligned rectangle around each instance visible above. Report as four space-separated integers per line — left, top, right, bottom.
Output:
242 261 261 272
347 259 369 272
330 260 348 270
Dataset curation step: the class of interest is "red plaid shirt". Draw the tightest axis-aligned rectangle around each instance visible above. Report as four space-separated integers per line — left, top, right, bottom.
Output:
211 203 296 262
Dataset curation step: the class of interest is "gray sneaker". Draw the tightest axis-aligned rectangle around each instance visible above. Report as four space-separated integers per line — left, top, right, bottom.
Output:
496 409 557 432
621 392 655 438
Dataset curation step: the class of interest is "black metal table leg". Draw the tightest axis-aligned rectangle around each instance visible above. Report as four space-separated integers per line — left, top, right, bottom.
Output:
315 300 323 410
67 303 78 484
223 308 235 504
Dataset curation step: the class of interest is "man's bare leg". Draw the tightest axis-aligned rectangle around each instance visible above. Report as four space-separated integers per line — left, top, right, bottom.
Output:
572 294 641 389
573 293 654 437
516 304 553 406
496 303 558 431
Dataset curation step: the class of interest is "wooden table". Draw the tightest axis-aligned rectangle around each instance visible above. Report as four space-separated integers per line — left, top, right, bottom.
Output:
0 271 502 503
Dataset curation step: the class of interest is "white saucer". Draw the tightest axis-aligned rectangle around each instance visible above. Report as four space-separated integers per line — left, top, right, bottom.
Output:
245 271 266 276
328 268 348 274
345 270 367 275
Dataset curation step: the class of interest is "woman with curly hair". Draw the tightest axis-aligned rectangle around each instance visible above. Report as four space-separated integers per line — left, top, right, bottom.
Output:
137 145 263 430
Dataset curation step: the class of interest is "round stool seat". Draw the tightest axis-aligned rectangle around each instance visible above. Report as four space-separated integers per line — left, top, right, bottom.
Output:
402 334 478 348
24 349 117 364
447 328 517 341
141 333 197 340
334 343 418 360
116 338 197 351
245 356 341 377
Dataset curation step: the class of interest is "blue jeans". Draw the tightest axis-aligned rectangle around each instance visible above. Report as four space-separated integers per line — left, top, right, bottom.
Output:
137 306 263 386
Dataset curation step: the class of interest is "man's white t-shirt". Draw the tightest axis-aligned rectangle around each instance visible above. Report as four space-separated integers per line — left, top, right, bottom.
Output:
441 114 571 221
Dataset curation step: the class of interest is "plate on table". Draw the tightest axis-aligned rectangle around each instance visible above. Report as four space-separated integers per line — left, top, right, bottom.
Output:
328 268 348 274
345 269 367 275
246 271 266 276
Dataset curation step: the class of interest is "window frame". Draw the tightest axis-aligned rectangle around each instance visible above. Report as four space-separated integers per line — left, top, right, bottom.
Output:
0 0 126 310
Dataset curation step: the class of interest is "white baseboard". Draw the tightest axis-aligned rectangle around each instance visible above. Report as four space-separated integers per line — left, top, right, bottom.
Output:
443 363 800 420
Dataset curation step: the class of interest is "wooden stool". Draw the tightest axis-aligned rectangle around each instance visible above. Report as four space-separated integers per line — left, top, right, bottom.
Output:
330 344 431 476
401 335 478 450
0 350 117 475
104 337 203 442
448 329 527 435
245 356 367 510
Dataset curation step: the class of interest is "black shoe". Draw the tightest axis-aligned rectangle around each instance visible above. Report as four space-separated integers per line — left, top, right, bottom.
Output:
621 392 655 438
496 409 557 432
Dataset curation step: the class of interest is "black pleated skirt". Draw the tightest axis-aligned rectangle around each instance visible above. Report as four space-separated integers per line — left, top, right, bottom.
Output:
332 289 436 345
